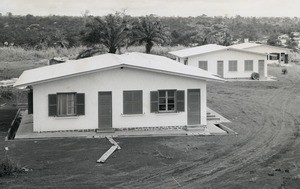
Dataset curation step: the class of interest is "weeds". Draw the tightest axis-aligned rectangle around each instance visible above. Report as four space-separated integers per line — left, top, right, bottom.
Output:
0 87 13 100
0 46 87 62
0 45 184 62
0 148 24 177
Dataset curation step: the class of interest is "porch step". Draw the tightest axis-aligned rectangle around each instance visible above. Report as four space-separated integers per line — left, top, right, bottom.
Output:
186 125 206 131
96 129 115 133
207 114 216 118
207 112 211 115
207 117 221 121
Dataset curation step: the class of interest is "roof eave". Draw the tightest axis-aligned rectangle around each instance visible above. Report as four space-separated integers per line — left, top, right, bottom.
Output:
13 64 123 88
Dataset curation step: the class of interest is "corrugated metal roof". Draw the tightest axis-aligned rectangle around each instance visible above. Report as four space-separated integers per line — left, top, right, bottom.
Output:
230 42 288 51
169 44 267 58
169 44 227 58
229 43 262 49
14 52 224 88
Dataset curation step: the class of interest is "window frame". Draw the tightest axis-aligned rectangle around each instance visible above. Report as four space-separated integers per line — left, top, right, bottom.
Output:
244 60 253 71
123 90 143 115
228 60 238 72
56 92 77 117
158 90 176 113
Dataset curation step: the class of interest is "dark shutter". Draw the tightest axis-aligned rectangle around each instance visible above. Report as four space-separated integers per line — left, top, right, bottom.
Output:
176 90 185 112
76 93 85 115
123 91 132 114
150 91 158 113
133 91 142 114
28 89 33 114
123 91 143 114
285 54 288 63
48 94 57 116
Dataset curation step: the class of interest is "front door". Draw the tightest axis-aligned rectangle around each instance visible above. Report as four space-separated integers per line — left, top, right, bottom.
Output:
98 91 112 131
187 89 201 125
258 60 265 77
217 60 224 78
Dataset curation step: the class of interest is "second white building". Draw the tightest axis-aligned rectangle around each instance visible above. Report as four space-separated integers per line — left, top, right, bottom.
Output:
169 44 268 79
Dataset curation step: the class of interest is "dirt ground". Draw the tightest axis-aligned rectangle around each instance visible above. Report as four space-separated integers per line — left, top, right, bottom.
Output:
0 64 300 188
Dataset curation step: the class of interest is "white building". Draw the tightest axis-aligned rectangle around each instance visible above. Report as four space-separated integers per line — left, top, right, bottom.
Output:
169 44 268 79
14 52 223 132
230 42 289 64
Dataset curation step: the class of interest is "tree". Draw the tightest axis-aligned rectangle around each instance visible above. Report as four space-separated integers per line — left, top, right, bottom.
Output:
130 15 170 53
285 32 298 51
267 34 282 46
190 24 232 46
82 12 131 53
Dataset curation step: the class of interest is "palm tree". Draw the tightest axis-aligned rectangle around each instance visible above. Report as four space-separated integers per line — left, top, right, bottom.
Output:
82 12 131 54
130 15 170 54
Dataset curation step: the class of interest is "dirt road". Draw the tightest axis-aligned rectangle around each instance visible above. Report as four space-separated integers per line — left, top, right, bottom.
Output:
117 64 300 188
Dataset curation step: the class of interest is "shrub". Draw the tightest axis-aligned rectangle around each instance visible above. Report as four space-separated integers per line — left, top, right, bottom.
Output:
0 156 24 177
0 87 14 100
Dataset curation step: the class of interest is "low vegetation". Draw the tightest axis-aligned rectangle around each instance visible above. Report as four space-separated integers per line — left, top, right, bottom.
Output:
0 150 24 177
0 46 87 62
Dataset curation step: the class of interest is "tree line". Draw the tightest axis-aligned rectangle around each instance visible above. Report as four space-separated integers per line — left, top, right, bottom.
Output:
1 12 300 53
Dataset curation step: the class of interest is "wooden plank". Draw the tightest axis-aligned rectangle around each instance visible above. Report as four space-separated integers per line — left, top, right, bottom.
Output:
97 145 118 163
106 136 121 149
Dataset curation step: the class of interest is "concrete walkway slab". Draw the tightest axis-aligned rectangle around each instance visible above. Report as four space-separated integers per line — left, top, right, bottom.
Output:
226 75 277 82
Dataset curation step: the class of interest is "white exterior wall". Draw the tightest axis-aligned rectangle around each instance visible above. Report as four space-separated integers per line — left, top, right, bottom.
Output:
32 68 207 132
184 50 267 78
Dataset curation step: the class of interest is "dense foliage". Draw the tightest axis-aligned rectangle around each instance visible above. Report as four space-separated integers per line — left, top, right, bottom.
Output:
1 13 300 51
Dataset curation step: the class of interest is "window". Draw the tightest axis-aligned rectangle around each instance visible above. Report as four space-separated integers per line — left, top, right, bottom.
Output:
178 58 181 62
244 60 253 71
57 93 76 116
123 90 143 114
48 93 85 117
229 60 238 71
150 90 184 113
159 90 175 112
198 61 208 71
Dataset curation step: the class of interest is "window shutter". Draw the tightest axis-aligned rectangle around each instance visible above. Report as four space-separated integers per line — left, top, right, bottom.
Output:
48 94 57 116
123 91 143 114
134 91 143 114
123 91 132 114
28 89 33 114
176 90 185 112
150 91 158 113
76 93 85 115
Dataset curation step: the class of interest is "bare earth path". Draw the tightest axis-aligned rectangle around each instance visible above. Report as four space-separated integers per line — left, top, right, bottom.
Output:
1 64 300 188
116 64 300 189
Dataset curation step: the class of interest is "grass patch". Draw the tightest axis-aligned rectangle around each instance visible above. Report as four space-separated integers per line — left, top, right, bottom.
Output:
0 151 24 177
0 46 87 62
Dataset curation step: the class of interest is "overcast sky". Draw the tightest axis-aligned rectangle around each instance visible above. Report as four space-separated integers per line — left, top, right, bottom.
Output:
1 0 300 17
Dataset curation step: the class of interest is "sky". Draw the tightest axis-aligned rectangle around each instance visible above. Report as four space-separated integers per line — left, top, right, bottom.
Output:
1 0 300 17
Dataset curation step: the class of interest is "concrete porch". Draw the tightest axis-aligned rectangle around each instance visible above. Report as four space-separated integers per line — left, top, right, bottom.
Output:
13 108 232 140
